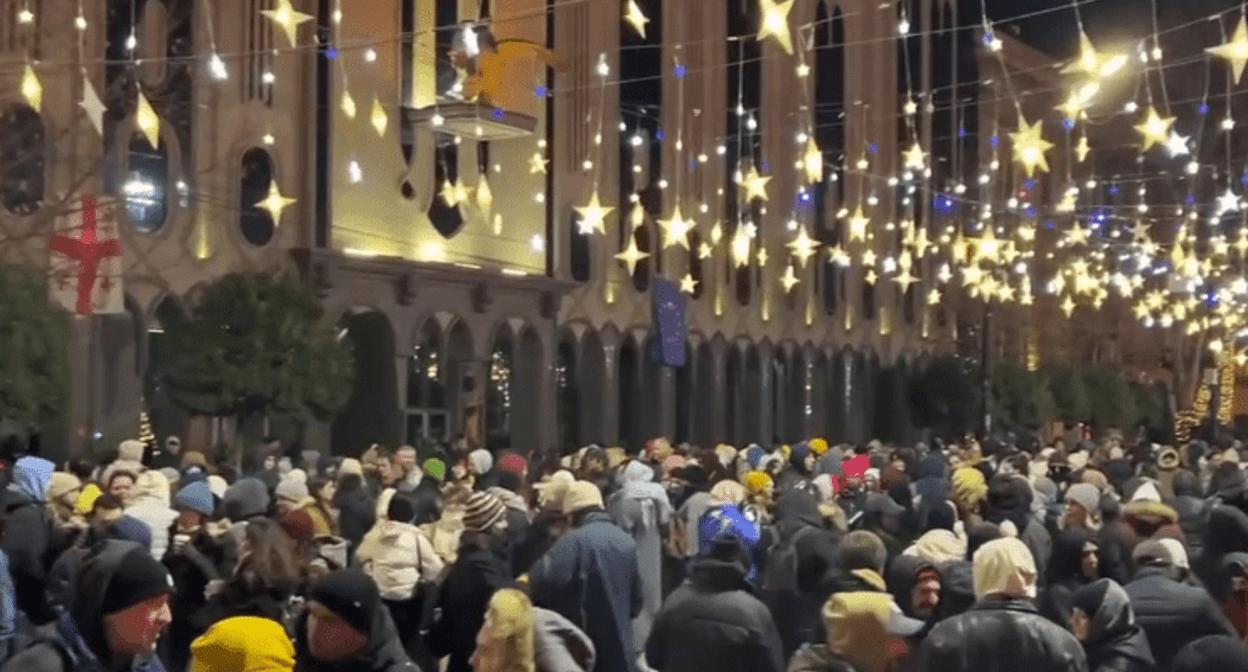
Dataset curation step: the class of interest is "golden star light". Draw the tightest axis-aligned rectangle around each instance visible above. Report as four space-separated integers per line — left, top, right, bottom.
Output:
698 242 714 260
135 91 161 148
861 249 877 267
79 73 107 135
780 265 800 293
731 228 752 268
903 142 927 171
476 176 493 213
863 269 878 286
1065 225 1091 246
21 65 41 111
1208 14 1248 84
340 91 357 119
756 247 769 267
893 269 919 291
624 0 649 38
1134 107 1176 151
710 221 724 245
575 191 614 234
827 245 850 266
927 288 942 305
256 181 297 223
1075 135 1090 163
846 206 870 243
1062 32 1102 76
802 138 823 183
440 180 462 207
528 152 548 174
658 205 691 249
616 236 650 275
909 228 931 257
787 227 819 268
1009 116 1054 177
680 273 698 295
757 0 796 55
742 167 772 202
371 97 388 137
261 0 314 46
1060 295 1077 317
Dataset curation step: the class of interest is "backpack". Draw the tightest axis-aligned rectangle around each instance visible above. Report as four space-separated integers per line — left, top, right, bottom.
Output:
760 524 815 593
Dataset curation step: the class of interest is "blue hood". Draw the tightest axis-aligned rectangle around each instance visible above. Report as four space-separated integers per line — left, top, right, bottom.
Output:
9 456 54 503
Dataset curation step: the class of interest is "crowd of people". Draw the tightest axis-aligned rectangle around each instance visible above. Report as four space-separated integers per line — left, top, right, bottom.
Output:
1 431 1248 671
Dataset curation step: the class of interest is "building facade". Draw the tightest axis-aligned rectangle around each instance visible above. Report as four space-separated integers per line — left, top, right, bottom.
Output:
0 0 972 457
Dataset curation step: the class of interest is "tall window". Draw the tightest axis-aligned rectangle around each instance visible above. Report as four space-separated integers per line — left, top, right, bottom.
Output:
931 4 954 189
239 148 276 245
816 4 844 315
407 323 449 442
620 0 662 290
727 0 760 306
0 105 45 216
429 134 464 237
570 211 591 281
125 135 168 233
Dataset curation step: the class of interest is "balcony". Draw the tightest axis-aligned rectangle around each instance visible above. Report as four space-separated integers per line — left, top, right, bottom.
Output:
401 102 538 143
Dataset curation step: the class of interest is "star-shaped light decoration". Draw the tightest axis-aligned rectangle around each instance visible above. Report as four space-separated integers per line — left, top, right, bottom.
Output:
79 71 107 135
528 152 548 174
1065 224 1091 246
1208 14 1248 84
756 247 769 267
757 0 796 55
861 248 877 267
658 205 691 249
476 175 493 213
21 65 41 111
903 142 926 171
802 138 823 183
371 97 388 137
135 91 161 148
710 221 724 245
903 99 918 116
341 89 360 119
936 264 953 284
624 0 649 38
863 269 878 286
262 0 314 46
1075 135 1090 163
1166 131 1190 157
788 227 819 268
698 242 714 260
1060 295 1077 317
893 268 919 291
1062 31 1102 76
680 273 698 295
257 180 297 223
731 228 752 268
927 288 942 305
1134 107 1175 151
847 206 870 242
1218 189 1241 214
780 265 800 293
441 180 462 207
742 166 772 202
575 191 614 234
1009 115 1054 176
616 236 650 275
827 245 850 266
909 228 931 257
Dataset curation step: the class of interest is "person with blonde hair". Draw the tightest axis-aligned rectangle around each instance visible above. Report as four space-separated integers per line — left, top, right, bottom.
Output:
473 589 537 672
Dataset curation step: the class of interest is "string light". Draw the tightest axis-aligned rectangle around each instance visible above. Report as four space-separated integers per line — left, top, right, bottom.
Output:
209 54 228 80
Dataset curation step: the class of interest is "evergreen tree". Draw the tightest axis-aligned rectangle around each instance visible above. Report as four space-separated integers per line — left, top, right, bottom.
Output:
0 263 70 424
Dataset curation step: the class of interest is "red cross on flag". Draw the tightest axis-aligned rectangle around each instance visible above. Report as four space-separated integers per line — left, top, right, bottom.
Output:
49 194 125 314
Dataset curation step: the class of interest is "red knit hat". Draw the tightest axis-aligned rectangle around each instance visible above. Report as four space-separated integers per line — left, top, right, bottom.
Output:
282 509 317 542
498 454 527 475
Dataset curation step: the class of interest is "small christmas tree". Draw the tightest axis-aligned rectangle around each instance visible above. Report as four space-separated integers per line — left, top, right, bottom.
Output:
138 408 156 451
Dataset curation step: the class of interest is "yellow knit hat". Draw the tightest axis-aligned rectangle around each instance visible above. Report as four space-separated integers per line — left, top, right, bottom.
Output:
76 483 103 515
746 470 774 493
809 438 829 455
952 466 988 506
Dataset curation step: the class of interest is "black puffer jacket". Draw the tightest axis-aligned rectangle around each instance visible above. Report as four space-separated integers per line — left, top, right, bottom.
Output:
760 492 841 658
1171 471 1206 560
1195 505 1248 604
426 543 515 672
1171 635 1248 672
1075 579 1155 672
915 598 1089 672
1125 567 1237 669
335 474 377 559
645 557 784 672
1037 528 1097 629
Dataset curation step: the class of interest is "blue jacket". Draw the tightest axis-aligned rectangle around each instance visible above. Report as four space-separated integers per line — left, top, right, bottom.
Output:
530 510 643 672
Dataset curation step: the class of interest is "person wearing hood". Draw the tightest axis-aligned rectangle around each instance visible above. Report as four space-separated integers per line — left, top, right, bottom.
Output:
886 555 942 626
188 615 295 672
779 443 818 496
46 472 86 555
1125 539 1237 668
293 570 418 672
334 472 376 560
1037 528 1101 630
607 460 672 656
984 475 1051 586
858 494 908 561
411 459 446 526
126 470 181 561
3 540 174 672
1120 483 1184 555
529 482 642 672
787 592 925 672
1171 471 1206 558
2 455 55 624
1070 579 1155 672
46 513 154 621
915 538 1089 672
645 504 784 672
760 490 842 659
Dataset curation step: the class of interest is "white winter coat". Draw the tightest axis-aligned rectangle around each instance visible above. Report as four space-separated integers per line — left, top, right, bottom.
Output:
355 520 445 601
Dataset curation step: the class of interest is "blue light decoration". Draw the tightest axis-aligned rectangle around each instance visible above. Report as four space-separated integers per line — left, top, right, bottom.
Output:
327 47 339 60
651 278 688 367
674 64 687 79
869 143 879 154
1025 179 1037 190
1088 206 1112 226
990 136 1000 147
1241 172 1248 186
762 162 770 171
799 191 812 203
1109 185 1120 196
933 192 956 213
534 85 548 97
689 160 697 170
1025 206 1038 218
492 108 505 121
1199 103 1211 115
1063 118 1075 130
1186 194 1198 206
982 31 996 46
1045 220 1057 230
656 130 665 141
958 126 968 139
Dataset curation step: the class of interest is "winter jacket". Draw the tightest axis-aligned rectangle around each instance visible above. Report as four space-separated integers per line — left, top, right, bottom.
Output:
409 478 443 526
1 457 54 624
1196 505 1248 605
293 596 418 672
529 510 644 672
785 646 863 672
161 523 238 672
355 521 444 601
1125 566 1237 668
514 509 560 577
535 607 597 672
1172 471 1206 559
0 552 16 665
885 555 936 623
985 476 1051 584
425 543 515 672
1171 635 1248 672
645 557 784 672
334 476 376 559
3 540 168 672
915 597 1089 672
932 560 976 621
1076 579 1155 672
759 492 842 658
1037 528 1098 630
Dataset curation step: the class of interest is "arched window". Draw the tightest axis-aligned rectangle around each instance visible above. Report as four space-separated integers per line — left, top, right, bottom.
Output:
125 134 169 233
429 134 464 237
487 333 515 447
728 0 760 306
239 148 276 245
0 105 46 216
816 4 845 315
407 321 448 442
620 0 662 285
570 211 591 282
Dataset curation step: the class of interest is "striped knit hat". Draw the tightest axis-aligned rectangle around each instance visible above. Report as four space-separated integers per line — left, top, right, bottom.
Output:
464 491 508 532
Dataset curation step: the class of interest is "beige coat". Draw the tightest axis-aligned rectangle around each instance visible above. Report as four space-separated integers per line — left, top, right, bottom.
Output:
356 520 445 601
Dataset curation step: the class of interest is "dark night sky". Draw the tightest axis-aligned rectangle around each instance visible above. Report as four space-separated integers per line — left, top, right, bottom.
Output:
982 0 1243 57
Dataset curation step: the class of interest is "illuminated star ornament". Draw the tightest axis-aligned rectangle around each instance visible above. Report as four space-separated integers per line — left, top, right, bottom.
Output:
731 228 752 268
780 265 800 293
892 268 919 291
21 65 41 111
257 181 297 223
371 97 388 137
787 227 819 268
624 0 649 38
1165 131 1190 157
847 206 870 243
1134 107 1175 151
742 167 772 202
1009 116 1054 177
1208 14 1248 85
1062 32 1101 76
903 142 926 171
528 152 549 174
616 236 650 275
79 71 107 135
262 0 314 46
1075 135 1090 163
135 91 161 148
757 0 796 55
658 205 691 249
340 91 357 119
802 138 823 183
575 191 614 234
680 273 698 295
